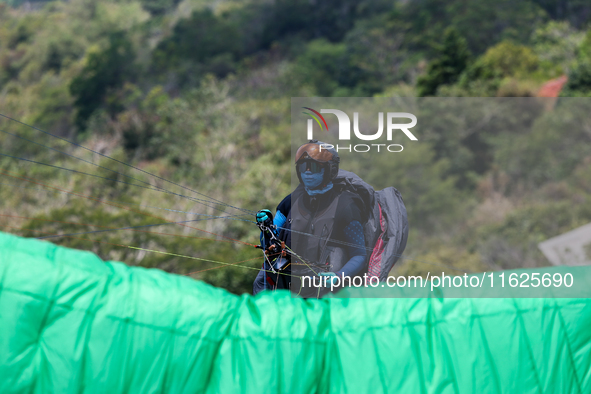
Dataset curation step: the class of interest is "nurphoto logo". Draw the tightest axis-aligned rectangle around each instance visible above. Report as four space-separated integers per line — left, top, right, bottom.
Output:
302 107 418 153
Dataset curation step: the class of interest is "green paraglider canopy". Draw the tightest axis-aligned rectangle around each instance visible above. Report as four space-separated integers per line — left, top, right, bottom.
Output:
1 231 590 393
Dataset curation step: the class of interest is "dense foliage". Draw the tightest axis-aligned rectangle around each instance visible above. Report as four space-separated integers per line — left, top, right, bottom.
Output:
0 0 590 294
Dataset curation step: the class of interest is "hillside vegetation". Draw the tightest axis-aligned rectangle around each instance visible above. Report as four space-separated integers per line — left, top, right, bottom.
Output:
1 0 590 293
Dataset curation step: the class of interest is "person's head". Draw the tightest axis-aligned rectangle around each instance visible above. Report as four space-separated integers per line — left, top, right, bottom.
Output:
295 140 339 190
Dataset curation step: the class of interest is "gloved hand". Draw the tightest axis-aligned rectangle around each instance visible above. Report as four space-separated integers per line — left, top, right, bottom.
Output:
319 272 339 288
256 209 273 226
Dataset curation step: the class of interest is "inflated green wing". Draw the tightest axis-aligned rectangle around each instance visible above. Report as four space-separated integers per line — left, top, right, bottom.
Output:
1 231 590 393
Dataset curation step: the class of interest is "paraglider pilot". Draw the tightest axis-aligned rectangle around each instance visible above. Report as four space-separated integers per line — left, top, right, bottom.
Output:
253 140 367 297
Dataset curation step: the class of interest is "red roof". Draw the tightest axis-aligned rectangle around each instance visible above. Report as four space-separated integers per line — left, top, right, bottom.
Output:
537 75 568 97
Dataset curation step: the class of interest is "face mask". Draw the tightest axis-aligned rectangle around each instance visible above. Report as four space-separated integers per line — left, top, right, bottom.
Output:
301 168 325 190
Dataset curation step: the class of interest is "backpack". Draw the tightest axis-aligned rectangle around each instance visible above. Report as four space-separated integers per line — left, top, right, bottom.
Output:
292 169 409 282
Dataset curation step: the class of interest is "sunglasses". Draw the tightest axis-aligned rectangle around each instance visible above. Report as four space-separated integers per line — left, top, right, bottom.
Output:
298 160 325 174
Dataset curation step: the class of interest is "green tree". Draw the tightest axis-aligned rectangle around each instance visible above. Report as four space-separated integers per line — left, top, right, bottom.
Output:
153 9 240 77
532 0 591 28
395 0 544 55
69 31 135 130
417 28 471 96
458 41 541 96
293 39 359 96
560 31 591 96
139 0 181 16
260 0 365 45
475 200 591 269
464 41 539 80
532 21 584 69
560 62 591 96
